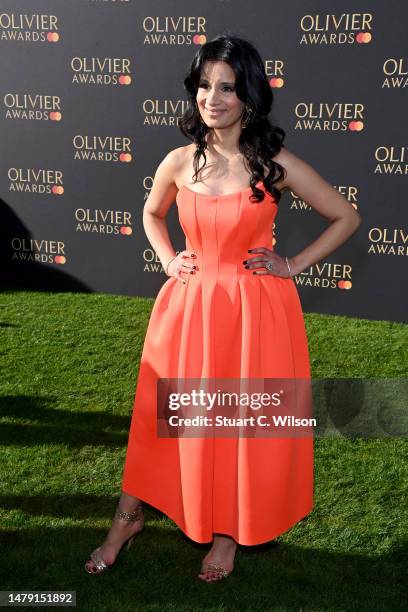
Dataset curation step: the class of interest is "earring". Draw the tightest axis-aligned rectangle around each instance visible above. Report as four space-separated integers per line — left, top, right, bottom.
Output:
241 106 253 129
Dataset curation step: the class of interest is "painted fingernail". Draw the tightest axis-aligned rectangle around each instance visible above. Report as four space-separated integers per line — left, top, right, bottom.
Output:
245 265 249 269
242 260 247 264
248 249 252 253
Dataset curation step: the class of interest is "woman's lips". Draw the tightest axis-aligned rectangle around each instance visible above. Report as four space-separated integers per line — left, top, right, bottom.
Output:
206 109 225 116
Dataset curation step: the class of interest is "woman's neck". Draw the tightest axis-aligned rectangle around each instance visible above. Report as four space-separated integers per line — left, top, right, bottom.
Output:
206 128 242 157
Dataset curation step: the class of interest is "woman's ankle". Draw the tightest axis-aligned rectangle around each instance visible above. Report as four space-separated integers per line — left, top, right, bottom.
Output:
212 533 237 547
118 492 142 512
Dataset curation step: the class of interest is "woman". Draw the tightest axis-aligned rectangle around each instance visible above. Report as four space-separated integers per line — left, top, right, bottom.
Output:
85 35 361 582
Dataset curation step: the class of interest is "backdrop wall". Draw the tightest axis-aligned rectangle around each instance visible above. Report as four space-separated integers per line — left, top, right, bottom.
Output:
0 0 406 322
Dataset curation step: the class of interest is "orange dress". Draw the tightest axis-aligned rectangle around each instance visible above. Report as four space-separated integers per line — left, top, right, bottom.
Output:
121 181 314 545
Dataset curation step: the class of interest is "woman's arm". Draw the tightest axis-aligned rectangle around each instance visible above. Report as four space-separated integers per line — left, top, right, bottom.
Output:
274 148 362 276
142 149 182 271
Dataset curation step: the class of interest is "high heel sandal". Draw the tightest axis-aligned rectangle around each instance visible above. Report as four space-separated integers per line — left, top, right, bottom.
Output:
84 502 144 574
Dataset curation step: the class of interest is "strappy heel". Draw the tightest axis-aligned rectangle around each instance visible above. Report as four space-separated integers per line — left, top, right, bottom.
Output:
84 501 144 575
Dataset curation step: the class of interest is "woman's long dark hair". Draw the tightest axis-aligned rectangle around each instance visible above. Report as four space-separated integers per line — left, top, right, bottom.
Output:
178 34 286 203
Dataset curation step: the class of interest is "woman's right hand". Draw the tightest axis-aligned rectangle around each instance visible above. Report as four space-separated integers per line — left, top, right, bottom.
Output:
165 250 197 284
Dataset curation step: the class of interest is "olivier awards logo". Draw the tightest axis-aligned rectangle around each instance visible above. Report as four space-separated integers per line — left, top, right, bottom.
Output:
368 227 408 256
299 13 373 45
290 186 359 211
2 93 62 121
265 59 285 89
70 57 132 86
74 208 133 236
296 262 353 290
11 238 67 265
374 146 408 175
294 102 364 131
72 135 132 162
382 58 408 89
143 99 189 126
7 168 64 195
0 12 59 42
142 16 206 45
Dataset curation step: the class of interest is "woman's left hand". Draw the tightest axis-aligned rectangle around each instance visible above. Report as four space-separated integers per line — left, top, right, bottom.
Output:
243 247 294 278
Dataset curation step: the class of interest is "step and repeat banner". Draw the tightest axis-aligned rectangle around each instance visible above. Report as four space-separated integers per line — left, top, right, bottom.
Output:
0 0 406 322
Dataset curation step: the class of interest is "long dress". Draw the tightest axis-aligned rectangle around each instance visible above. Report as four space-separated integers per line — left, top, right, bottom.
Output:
121 180 314 546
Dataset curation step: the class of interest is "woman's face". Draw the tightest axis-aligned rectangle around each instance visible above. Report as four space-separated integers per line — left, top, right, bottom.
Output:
196 60 245 129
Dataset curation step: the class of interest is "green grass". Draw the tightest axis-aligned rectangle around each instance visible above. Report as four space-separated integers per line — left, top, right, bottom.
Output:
1 288 407 611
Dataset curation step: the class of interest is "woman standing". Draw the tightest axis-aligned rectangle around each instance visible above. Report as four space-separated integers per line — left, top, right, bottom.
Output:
85 35 361 582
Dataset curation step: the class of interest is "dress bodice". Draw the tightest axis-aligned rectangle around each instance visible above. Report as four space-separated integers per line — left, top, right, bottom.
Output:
175 182 278 279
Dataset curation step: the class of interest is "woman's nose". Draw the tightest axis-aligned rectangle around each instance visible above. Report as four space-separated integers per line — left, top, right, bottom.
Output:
206 89 220 104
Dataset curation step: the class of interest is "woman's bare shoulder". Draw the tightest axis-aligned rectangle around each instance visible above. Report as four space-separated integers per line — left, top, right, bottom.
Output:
162 145 193 178
161 144 191 168
271 146 307 192
166 144 195 188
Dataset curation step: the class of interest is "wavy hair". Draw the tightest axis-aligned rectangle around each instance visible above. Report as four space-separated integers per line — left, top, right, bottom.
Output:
178 34 286 203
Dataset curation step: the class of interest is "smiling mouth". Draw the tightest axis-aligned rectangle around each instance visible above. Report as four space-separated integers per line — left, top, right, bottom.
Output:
206 109 225 115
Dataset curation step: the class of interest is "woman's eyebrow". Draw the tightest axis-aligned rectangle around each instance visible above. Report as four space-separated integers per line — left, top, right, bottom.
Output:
199 78 235 85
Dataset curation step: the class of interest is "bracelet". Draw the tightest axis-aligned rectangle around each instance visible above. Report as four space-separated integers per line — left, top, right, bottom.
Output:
285 256 293 278
164 256 177 276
